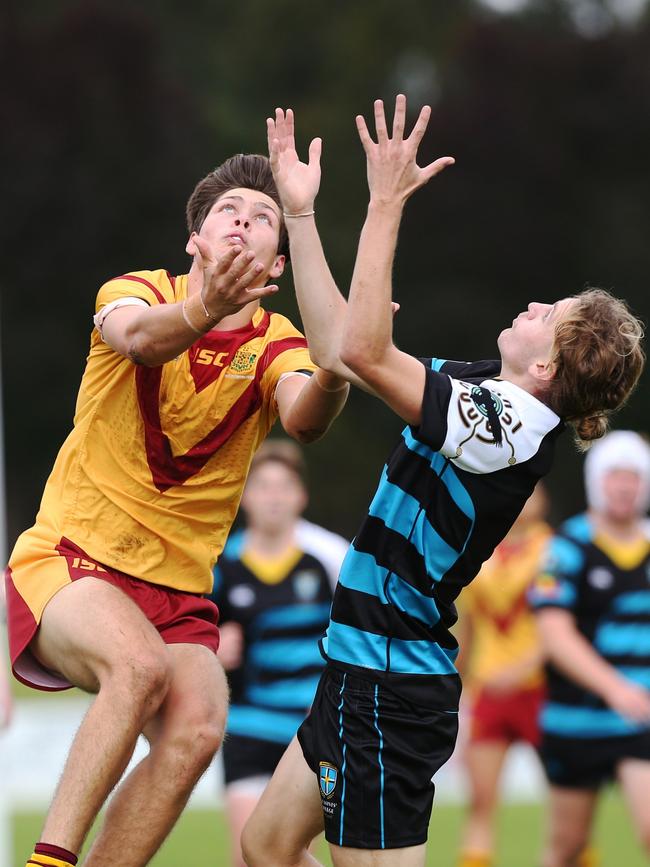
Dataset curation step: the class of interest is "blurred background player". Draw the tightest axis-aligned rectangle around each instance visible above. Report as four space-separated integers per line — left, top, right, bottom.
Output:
456 483 551 867
530 430 650 867
210 440 348 867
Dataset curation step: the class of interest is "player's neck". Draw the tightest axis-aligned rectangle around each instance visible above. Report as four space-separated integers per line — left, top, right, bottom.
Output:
591 511 644 542
498 363 540 397
245 525 298 558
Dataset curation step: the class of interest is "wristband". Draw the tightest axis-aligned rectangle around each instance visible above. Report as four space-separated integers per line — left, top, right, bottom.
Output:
283 210 315 218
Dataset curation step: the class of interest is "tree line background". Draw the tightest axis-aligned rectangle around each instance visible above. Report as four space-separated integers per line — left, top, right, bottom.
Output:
2 0 649 548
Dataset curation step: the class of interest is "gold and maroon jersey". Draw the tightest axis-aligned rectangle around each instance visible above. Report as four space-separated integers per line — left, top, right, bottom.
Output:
9 269 316 609
461 521 552 691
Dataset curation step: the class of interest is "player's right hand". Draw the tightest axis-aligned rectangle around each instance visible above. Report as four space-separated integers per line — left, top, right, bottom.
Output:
267 107 321 215
189 233 278 318
356 94 454 208
603 677 650 723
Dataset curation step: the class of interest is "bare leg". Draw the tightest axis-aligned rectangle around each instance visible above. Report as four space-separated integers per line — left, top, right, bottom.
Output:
541 786 598 867
617 758 650 857
83 643 227 866
459 740 509 861
226 786 268 867
242 737 325 867
32 578 172 854
243 737 427 867
330 843 426 867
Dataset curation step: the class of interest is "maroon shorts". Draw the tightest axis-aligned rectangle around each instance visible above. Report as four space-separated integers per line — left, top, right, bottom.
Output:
5 535 220 692
469 684 544 747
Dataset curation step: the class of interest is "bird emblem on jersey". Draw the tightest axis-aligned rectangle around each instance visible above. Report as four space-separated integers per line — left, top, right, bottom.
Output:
319 762 338 798
455 383 522 465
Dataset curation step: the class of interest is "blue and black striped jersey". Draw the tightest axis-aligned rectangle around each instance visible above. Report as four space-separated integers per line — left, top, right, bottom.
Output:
210 521 347 744
529 513 650 739
322 358 564 709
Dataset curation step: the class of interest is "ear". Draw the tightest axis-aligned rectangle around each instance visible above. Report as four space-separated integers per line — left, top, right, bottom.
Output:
185 232 197 256
269 254 286 280
529 357 556 383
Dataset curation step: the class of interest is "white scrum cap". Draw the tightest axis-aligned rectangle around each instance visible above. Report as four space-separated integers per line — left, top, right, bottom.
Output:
584 430 650 514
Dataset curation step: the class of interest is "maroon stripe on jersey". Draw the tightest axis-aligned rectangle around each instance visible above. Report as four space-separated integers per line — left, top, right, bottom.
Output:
189 310 274 395
113 274 167 305
166 271 176 293
136 334 309 491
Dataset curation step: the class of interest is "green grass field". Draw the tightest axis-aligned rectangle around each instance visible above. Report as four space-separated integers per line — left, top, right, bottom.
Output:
12 794 647 866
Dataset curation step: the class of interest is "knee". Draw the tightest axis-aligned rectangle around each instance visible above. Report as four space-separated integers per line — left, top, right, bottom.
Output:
240 818 267 867
189 717 224 768
105 650 171 716
240 812 301 867
161 712 225 778
469 786 496 817
547 829 589 867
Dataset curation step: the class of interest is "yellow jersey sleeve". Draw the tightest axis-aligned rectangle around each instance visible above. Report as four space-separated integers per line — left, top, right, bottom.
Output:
95 269 177 313
259 313 317 410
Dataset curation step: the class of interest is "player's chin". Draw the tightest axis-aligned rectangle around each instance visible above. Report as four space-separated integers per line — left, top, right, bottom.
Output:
496 328 511 350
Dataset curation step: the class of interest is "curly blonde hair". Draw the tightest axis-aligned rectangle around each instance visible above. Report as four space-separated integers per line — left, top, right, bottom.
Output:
544 289 645 450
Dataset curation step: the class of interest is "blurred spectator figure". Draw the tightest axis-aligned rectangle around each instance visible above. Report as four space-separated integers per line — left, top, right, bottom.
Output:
209 440 348 867
530 431 650 867
456 484 551 867
0 581 13 730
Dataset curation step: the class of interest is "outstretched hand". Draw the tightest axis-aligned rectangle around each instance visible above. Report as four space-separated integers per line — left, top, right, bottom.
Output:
267 108 322 215
189 233 278 318
356 94 454 207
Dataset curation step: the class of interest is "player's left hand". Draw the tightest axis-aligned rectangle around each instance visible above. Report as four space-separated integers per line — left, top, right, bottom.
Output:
356 94 454 208
267 108 322 215
189 234 279 318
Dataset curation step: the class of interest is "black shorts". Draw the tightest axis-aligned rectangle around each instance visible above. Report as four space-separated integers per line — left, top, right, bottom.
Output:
540 729 650 789
297 665 459 850
222 733 288 786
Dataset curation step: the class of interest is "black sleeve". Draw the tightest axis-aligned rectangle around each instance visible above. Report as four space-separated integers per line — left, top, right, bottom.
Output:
410 362 454 451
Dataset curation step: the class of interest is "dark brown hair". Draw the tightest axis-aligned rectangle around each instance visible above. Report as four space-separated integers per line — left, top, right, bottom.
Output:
185 154 289 258
545 288 645 449
248 439 306 485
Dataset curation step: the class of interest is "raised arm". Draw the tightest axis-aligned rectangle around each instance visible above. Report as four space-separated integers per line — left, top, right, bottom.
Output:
267 109 390 396
340 95 454 425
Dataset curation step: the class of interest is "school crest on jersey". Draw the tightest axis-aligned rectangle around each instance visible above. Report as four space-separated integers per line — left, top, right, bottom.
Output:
228 584 256 608
319 762 338 797
293 569 321 602
534 575 562 599
230 348 258 374
587 567 614 590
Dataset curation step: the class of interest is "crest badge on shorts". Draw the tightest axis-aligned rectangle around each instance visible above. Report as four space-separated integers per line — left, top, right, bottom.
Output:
319 762 338 798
